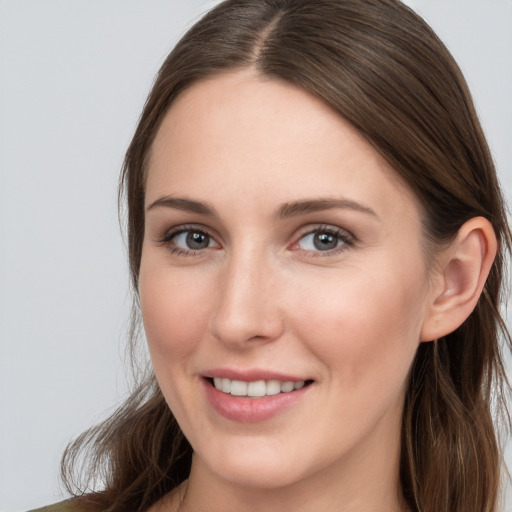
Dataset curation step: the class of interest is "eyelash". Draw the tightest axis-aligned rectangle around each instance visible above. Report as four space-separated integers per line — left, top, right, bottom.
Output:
293 225 355 257
157 224 355 258
157 224 217 258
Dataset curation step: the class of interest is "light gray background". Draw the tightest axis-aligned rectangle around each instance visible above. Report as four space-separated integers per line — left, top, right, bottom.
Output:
1 1 511 510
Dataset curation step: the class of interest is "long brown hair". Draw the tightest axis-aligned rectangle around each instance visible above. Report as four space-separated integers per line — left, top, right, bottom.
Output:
62 1 512 511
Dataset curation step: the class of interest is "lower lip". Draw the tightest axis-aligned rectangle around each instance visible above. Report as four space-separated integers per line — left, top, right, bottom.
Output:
203 380 310 423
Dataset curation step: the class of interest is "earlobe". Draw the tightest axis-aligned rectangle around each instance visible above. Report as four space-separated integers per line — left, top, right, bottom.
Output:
420 217 497 342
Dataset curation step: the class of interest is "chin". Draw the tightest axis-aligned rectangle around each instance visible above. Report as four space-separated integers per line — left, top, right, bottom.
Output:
213 462 307 490
193 439 313 490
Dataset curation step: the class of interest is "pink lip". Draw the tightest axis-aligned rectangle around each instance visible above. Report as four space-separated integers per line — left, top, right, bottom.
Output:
203 368 308 382
201 370 312 423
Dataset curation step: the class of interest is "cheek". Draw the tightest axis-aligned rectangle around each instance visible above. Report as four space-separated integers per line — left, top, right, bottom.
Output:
139 261 219 435
287 261 427 391
139 262 213 368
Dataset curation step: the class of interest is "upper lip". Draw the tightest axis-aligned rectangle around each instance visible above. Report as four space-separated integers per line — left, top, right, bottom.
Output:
202 368 311 382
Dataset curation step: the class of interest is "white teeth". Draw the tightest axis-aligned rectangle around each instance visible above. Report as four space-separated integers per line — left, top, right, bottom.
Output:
221 378 231 393
266 380 281 396
280 381 294 393
230 380 247 396
212 378 307 397
247 380 266 397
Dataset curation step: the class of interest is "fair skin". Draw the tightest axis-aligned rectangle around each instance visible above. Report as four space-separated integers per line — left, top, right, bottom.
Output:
141 70 496 512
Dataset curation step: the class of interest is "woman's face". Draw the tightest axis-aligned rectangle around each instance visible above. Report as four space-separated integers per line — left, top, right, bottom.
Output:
140 70 434 492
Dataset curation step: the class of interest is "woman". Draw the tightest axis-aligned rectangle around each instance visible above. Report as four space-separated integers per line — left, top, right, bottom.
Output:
36 0 511 511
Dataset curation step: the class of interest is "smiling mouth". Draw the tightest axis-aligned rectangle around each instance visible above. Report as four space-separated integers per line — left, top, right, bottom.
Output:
208 377 314 398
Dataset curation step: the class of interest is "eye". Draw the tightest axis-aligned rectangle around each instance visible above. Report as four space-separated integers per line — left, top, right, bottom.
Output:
159 225 220 255
295 226 353 254
173 230 215 250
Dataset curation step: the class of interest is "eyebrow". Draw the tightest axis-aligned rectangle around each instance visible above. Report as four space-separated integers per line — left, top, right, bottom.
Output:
146 195 379 220
146 196 218 216
277 198 379 220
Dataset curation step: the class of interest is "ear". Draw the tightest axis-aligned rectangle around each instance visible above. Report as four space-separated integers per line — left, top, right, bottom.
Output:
421 217 497 342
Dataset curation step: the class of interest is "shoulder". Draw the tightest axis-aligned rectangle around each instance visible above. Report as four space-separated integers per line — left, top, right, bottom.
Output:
28 497 103 512
28 503 78 512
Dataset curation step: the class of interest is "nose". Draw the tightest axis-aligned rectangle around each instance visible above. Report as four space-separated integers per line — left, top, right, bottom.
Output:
210 250 284 349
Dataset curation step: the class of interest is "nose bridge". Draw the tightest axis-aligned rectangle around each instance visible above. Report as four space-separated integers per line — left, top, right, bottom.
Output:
211 244 282 347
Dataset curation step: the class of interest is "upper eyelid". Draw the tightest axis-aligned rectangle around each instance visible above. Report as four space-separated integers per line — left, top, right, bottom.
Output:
291 224 356 253
159 224 218 242
294 224 354 241
157 226 220 255
156 222 355 249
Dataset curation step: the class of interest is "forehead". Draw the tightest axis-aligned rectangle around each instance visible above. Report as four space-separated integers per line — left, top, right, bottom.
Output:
146 70 421 223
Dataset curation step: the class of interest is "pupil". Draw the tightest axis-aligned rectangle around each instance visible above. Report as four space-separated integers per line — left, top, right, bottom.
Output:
186 231 209 249
313 232 337 251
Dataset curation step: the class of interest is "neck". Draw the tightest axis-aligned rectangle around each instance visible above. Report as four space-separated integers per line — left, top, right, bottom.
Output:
176 436 407 512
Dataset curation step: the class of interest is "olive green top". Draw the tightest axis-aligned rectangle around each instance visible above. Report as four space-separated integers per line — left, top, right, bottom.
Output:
28 499 99 512
29 504 77 512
